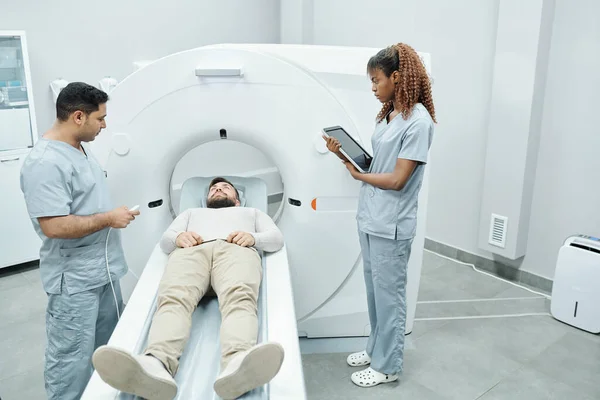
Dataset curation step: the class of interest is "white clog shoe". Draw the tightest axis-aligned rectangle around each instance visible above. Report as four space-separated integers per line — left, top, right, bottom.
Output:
351 367 398 388
346 350 371 367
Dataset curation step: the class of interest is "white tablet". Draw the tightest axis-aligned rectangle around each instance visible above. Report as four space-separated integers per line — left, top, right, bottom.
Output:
322 125 373 173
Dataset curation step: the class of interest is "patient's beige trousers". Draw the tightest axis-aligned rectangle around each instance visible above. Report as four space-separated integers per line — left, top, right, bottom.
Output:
144 240 262 375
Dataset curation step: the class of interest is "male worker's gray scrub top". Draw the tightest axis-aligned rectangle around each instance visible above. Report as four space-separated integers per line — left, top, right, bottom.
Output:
20 138 128 294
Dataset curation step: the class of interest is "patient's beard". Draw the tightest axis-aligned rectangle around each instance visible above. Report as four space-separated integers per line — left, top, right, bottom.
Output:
207 197 236 209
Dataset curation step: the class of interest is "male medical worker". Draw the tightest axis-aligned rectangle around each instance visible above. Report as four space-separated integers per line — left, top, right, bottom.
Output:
19 82 140 400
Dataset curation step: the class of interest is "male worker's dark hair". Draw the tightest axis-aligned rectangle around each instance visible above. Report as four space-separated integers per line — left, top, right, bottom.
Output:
56 82 109 121
209 177 240 200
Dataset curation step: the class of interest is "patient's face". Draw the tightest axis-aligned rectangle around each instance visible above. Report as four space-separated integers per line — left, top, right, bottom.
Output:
207 181 240 208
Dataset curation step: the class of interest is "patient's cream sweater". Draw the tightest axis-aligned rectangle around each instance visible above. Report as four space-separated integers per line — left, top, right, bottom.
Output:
159 206 284 254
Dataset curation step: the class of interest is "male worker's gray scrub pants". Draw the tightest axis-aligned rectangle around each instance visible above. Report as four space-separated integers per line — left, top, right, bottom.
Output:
45 277 123 400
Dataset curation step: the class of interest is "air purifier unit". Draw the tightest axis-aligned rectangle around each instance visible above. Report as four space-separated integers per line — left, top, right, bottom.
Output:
551 234 600 334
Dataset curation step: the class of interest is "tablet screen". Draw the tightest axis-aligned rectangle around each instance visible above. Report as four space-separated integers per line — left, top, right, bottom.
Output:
324 126 372 162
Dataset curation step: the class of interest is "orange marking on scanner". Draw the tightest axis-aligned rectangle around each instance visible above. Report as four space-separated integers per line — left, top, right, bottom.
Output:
309 197 359 212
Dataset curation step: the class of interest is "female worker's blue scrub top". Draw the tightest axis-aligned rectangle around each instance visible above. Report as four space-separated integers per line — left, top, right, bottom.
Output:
356 103 434 240
20 138 127 295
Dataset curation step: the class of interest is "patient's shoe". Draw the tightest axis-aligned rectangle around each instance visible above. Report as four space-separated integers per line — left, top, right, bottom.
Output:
213 342 285 400
92 345 177 400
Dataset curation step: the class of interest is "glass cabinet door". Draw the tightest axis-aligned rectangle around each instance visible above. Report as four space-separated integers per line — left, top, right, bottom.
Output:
0 33 36 152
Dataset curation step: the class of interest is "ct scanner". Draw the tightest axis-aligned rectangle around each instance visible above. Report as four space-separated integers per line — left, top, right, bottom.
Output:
80 43 431 399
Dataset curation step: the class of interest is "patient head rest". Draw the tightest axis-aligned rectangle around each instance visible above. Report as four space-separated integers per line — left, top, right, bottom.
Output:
204 177 247 208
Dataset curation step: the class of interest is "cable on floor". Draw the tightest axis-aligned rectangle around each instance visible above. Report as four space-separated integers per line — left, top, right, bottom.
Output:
424 249 551 300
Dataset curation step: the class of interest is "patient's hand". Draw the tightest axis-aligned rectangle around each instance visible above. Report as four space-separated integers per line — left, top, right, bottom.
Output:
227 231 255 248
176 231 203 248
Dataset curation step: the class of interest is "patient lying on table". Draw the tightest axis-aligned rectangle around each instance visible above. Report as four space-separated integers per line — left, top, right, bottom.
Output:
92 177 285 400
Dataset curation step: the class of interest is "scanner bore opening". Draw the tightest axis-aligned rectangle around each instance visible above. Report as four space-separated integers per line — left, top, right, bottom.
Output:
170 140 284 220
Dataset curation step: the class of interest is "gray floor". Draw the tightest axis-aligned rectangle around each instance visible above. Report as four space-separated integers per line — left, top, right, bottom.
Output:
0 263 46 400
300 251 600 400
1 252 599 400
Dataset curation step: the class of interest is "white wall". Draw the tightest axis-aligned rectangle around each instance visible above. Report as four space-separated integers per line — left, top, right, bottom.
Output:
310 0 501 259
521 0 600 278
477 0 555 261
280 0 313 44
305 0 599 280
2 0 280 133
7 0 597 280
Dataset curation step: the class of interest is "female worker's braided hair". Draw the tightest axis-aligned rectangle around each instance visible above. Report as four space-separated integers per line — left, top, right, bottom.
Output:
367 43 437 124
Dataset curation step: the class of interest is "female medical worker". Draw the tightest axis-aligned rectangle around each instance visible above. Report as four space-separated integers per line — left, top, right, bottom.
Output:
323 42 436 388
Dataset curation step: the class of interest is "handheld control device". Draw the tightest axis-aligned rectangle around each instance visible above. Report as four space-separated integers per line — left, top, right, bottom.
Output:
106 204 141 320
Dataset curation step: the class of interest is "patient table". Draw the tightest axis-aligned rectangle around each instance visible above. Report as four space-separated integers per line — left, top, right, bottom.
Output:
82 177 306 399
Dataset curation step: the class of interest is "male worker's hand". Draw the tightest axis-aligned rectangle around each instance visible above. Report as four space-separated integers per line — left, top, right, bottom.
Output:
227 231 256 247
109 206 141 229
176 231 203 248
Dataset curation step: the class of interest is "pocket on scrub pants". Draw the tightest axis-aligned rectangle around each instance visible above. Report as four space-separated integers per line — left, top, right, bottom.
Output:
373 253 408 294
46 309 83 359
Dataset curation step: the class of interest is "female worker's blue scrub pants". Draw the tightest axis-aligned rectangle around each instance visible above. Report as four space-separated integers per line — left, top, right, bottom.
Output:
358 231 413 376
44 277 123 400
